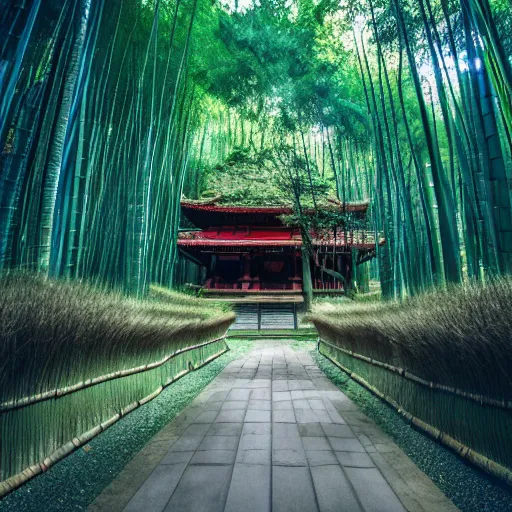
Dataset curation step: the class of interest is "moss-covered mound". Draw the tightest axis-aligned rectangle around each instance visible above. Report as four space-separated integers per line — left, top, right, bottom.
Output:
199 147 334 207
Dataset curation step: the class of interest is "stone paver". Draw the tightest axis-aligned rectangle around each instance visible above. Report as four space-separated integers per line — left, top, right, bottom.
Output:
225 463 271 512
311 465 362 512
273 466 318 512
89 342 459 512
123 464 187 512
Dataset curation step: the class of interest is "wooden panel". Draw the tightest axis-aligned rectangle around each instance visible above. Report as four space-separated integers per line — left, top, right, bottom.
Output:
229 303 297 331
260 304 295 330
230 305 259 330
204 291 303 304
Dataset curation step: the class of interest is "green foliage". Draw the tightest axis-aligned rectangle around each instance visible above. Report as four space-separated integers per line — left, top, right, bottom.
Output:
149 283 231 312
2 0 512 300
0 0 207 295
199 148 291 205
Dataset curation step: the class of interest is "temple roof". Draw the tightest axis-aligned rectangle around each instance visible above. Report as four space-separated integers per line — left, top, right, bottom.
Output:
178 227 302 248
178 227 383 251
181 199 370 229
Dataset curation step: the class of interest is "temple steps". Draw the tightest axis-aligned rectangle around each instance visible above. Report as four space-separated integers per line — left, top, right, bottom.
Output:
231 305 259 330
230 303 298 330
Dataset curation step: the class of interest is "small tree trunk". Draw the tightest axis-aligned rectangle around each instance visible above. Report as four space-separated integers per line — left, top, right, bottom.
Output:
302 249 313 310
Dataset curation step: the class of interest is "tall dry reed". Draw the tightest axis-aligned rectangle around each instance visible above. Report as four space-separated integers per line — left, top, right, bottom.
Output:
0 273 234 405
310 279 512 401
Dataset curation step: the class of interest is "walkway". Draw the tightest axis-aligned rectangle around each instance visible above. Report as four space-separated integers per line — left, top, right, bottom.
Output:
90 342 458 512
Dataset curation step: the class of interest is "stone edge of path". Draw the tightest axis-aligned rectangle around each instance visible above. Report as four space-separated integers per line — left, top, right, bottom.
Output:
88 343 459 512
87 386 218 512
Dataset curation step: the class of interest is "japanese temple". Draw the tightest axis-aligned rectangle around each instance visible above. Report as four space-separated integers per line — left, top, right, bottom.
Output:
178 199 383 305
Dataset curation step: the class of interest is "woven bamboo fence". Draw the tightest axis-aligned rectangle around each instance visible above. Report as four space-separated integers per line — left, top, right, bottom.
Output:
313 322 512 487
0 329 231 498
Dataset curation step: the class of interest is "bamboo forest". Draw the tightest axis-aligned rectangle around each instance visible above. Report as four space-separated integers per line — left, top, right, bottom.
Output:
1 0 512 510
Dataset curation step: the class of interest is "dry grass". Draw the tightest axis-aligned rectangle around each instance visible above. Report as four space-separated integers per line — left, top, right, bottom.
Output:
0 273 234 404
309 279 512 401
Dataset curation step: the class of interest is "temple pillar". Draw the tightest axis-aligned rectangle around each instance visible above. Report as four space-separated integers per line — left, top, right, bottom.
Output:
252 252 261 290
290 251 302 291
337 255 343 290
243 253 251 279
351 247 358 290
240 252 252 290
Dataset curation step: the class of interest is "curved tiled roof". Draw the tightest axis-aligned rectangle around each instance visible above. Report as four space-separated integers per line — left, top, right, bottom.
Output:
178 227 383 250
180 200 369 215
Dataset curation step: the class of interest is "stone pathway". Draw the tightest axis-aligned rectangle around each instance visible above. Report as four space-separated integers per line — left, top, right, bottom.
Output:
90 342 458 512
